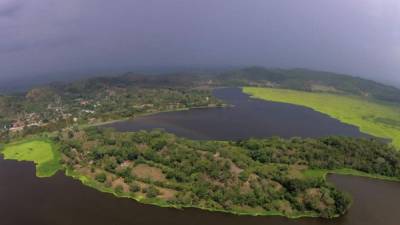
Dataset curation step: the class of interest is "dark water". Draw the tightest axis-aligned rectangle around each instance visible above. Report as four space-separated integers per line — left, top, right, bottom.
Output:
1 87 397 225
106 88 369 140
1 158 400 225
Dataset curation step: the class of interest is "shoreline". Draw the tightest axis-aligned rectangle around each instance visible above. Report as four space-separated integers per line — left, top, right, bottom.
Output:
64 167 321 219
325 169 400 182
1 136 400 219
80 104 230 128
0 138 61 178
64 166 400 220
242 87 400 150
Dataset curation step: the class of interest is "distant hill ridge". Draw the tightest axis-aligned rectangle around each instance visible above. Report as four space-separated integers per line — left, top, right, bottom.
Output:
216 67 400 104
14 67 400 104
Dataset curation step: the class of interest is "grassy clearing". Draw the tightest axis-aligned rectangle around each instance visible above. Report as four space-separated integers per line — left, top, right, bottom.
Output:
303 168 400 182
1 140 61 177
243 87 400 149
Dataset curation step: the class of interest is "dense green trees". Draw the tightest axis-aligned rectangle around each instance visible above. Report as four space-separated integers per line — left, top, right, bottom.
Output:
239 136 400 177
57 128 400 218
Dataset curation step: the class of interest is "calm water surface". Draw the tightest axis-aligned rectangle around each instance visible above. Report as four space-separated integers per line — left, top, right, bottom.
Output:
1 158 400 225
1 88 397 225
106 88 369 140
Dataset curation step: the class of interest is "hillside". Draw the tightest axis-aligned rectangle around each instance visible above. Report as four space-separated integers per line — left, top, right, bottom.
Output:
67 67 400 104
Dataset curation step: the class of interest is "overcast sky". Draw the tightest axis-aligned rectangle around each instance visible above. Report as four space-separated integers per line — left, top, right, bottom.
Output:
0 0 399 87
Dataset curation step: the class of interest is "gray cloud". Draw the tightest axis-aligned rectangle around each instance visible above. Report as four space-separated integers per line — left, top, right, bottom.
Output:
0 0 399 87
0 36 81 53
0 0 23 17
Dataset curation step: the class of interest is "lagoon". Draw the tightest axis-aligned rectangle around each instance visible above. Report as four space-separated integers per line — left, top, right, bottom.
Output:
105 88 370 140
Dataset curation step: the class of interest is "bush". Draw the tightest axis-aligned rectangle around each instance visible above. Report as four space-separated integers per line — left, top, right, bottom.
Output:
115 185 124 194
144 185 160 198
130 182 141 192
95 172 107 183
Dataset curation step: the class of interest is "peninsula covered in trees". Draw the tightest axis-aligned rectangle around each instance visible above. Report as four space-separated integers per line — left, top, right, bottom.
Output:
1 67 400 218
57 127 399 218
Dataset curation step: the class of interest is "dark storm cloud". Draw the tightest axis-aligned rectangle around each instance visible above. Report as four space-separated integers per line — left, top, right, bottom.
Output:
0 0 399 86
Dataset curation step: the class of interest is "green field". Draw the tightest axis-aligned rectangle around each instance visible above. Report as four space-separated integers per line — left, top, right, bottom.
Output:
303 168 400 182
1 140 61 177
243 87 400 149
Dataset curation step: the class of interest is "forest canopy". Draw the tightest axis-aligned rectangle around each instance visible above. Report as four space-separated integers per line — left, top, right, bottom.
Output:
57 127 400 218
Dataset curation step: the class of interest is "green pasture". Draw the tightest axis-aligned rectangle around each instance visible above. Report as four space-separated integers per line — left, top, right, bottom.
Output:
1 140 61 177
243 87 400 149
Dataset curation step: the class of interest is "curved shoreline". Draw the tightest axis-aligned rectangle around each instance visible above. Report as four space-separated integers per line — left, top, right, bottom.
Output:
64 168 320 219
1 134 399 219
64 166 400 219
81 104 229 128
243 87 400 149
0 138 61 177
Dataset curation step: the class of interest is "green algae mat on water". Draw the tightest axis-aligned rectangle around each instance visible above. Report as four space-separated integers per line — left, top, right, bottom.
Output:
0 140 61 177
243 87 400 149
